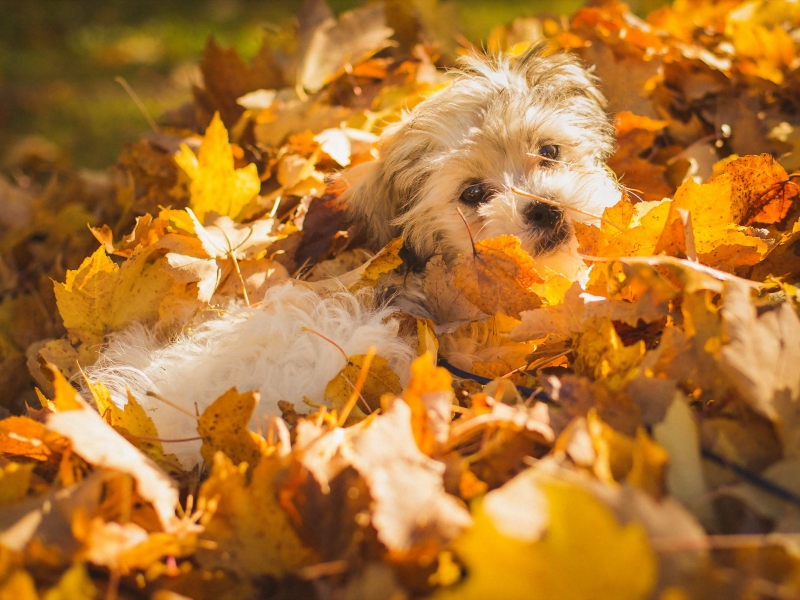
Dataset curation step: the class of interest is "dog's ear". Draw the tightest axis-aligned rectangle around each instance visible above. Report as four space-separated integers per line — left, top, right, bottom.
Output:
337 119 430 251
512 43 609 111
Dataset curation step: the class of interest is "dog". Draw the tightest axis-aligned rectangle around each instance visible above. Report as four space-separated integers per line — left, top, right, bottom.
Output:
85 44 620 468
339 43 619 276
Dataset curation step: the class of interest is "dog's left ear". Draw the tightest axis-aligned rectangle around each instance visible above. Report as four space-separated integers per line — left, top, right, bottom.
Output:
337 119 430 252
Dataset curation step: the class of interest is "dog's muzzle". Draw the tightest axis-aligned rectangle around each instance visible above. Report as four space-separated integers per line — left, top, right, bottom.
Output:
523 201 563 229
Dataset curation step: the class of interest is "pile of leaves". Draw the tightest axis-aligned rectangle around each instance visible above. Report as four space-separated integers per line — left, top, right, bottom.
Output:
3 0 800 598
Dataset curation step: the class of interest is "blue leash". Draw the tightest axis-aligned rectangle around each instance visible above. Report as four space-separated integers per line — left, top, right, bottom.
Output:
438 358 800 509
437 358 552 403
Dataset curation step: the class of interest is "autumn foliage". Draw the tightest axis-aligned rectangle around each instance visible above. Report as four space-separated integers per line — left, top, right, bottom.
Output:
4 0 800 598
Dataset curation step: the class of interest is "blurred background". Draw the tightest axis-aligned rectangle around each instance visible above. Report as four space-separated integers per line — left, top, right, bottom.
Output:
0 0 662 171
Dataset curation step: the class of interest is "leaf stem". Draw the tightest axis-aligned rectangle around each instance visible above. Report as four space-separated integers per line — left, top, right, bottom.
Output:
302 327 348 362
455 206 477 257
338 346 376 426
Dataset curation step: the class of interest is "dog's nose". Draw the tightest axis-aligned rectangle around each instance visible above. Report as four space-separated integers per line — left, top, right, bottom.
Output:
523 202 562 228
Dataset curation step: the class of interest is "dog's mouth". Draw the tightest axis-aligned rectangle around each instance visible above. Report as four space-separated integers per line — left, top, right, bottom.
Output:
519 199 571 256
523 219 572 256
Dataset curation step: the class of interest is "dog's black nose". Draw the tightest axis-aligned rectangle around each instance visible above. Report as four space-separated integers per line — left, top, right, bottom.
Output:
523 202 562 228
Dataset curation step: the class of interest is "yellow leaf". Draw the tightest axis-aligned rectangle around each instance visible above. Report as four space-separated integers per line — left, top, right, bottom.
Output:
53 245 180 343
362 236 404 282
42 563 96 600
0 462 34 506
672 177 769 270
198 388 266 470
52 246 118 342
453 235 544 319
434 481 656 600
416 318 439 360
197 452 319 577
44 365 85 412
0 569 39 600
324 353 403 422
573 319 645 390
88 381 183 475
175 112 261 223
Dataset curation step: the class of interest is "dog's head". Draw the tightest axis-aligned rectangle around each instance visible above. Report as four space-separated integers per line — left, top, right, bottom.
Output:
339 44 621 272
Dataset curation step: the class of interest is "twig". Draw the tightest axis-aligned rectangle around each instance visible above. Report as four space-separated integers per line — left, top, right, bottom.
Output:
147 391 200 420
302 327 348 362
511 186 624 231
115 76 159 133
455 206 477 257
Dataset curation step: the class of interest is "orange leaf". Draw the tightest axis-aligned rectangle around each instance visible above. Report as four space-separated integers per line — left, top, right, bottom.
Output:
453 235 544 319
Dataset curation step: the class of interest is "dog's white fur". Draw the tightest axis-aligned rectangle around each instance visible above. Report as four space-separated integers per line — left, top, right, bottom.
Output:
83 46 620 468
88 283 414 467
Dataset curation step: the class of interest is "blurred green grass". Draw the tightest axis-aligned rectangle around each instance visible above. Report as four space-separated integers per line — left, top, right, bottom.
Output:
0 0 658 171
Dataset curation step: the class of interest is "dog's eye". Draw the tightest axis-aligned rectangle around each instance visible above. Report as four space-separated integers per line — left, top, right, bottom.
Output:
460 183 490 205
539 145 560 161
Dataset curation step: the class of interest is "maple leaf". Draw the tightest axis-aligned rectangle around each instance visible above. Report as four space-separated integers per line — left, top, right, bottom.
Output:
717 280 800 456
401 353 454 455
609 112 673 203
174 112 261 224
85 378 183 475
196 37 285 128
453 234 544 319
198 388 266 470
348 400 472 552
53 245 180 345
723 154 799 225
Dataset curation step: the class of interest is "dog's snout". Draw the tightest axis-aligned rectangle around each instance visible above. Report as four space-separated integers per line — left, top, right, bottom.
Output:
523 202 562 228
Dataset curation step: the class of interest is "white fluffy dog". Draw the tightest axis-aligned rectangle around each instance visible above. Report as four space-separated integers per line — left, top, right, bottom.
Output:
86 45 620 468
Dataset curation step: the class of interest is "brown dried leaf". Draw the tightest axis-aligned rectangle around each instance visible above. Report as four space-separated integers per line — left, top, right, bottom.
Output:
453 235 544 319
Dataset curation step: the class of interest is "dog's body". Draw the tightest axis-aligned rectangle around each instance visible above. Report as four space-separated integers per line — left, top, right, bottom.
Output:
85 46 621 468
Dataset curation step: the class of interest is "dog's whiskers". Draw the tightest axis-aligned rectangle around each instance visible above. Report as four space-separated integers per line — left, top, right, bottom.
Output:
510 186 623 231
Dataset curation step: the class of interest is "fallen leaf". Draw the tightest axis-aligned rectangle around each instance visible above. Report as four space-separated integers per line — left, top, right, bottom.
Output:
174 113 261 223
324 353 402 421
53 245 179 345
453 235 544 319
198 388 266 470
197 451 319 576
46 406 178 529
295 0 395 94
433 479 656 600
349 400 472 552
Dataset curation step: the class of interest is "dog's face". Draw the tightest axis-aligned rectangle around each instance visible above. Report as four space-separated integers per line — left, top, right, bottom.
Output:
340 44 621 272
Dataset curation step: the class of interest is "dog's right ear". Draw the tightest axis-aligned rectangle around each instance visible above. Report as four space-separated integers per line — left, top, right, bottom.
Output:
337 119 429 251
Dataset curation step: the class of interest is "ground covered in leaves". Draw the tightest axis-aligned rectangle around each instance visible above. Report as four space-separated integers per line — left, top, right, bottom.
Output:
3 0 800 598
